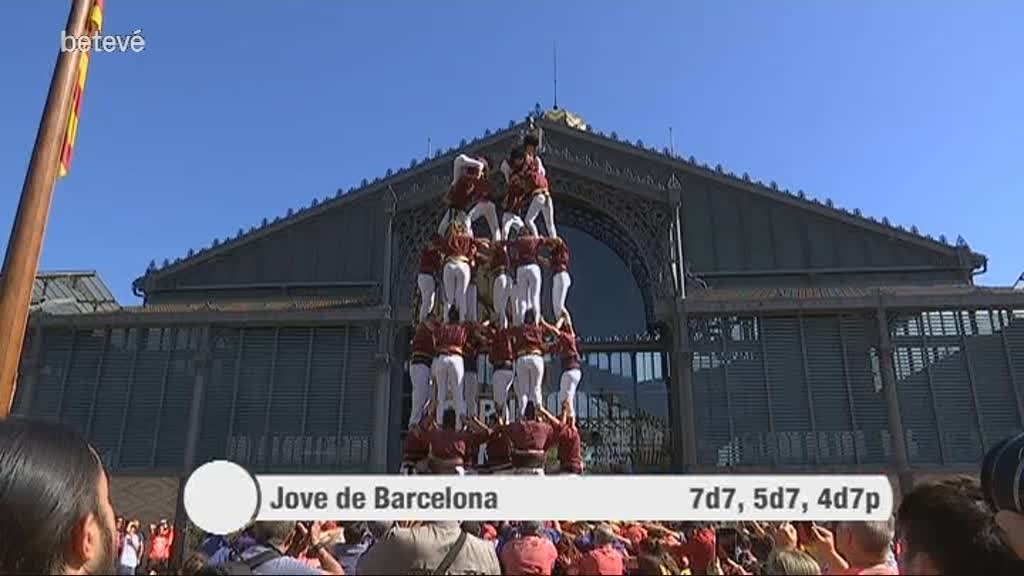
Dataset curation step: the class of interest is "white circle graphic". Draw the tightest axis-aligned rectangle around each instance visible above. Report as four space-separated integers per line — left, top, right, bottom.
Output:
183 460 260 535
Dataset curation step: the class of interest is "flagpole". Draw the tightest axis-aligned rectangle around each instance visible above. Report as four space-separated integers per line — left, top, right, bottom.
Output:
0 0 93 417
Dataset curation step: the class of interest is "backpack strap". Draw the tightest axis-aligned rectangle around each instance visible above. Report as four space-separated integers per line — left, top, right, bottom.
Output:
432 531 468 575
243 548 282 571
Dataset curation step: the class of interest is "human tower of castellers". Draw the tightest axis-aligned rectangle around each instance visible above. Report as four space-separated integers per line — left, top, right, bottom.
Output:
401 129 585 477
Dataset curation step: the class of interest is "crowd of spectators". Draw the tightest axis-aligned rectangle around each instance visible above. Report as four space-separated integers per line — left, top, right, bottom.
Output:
4 418 1024 575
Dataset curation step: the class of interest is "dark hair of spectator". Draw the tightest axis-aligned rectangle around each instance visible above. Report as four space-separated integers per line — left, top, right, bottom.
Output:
0 417 108 575
461 521 482 538
523 133 541 149
896 477 1024 575
180 551 211 575
342 522 364 545
250 521 296 548
447 306 460 324
523 400 537 420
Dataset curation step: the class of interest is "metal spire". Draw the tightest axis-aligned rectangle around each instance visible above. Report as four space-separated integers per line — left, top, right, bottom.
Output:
553 41 559 110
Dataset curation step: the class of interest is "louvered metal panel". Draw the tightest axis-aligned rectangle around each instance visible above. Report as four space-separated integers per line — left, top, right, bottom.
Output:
691 346 730 466
840 316 891 465
340 326 377 468
59 329 105 436
304 327 348 470
90 328 136 464
31 329 72 419
120 328 171 469
960 310 1022 451
723 317 773 466
153 328 198 469
762 317 814 465
197 327 241 464
264 327 310 471
891 315 944 464
925 313 982 464
230 328 276 468
803 316 856 465
1004 311 1024 433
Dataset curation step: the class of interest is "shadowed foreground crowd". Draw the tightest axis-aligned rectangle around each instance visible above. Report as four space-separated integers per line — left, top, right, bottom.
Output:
3 419 1024 575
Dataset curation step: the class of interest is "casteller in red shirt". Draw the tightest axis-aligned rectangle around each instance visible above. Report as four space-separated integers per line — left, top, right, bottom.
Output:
500 534 558 575
577 544 625 575
553 423 583 474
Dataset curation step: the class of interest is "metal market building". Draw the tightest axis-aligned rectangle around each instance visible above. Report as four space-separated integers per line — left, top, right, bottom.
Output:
11 110 1024 519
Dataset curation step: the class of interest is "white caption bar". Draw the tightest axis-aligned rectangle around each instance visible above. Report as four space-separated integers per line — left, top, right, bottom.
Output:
183 461 895 535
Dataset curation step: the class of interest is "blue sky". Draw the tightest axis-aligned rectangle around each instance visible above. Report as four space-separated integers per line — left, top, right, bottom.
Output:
2 2 1021 303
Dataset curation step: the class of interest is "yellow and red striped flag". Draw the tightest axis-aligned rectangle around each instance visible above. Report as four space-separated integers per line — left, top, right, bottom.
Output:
58 0 104 179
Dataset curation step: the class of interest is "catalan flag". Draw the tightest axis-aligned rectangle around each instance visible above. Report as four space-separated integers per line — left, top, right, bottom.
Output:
58 0 104 178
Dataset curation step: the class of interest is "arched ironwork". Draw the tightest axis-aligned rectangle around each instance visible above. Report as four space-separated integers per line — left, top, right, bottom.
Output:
391 174 675 327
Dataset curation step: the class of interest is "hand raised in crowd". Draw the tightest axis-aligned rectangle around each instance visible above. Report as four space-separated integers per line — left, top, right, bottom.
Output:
771 522 798 551
804 524 850 572
996 510 1024 560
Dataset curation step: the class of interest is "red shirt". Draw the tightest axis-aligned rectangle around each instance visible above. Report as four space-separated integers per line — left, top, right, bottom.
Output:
552 331 580 370
488 327 514 367
501 535 558 576
485 430 512 466
426 428 481 462
441 232 478 260
434 323 468 355
555 424 583 473
464 327 482 370
472 177 495 202
491 242 511 273
418 244 442 275
410 324 435 363
679 528 715 575
149 530 174 561
464 435 483 468
577 545 625 575
447 175 479 209
506 420 555 452
513 324 546 356
513 236 543 266
622 525 647 549
549 240 570 273
403 428 430 460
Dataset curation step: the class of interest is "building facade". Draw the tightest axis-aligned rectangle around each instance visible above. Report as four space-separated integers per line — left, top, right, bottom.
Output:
12 111 1024 518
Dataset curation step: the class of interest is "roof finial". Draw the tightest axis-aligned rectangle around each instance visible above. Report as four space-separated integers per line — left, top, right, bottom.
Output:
552 40 559 110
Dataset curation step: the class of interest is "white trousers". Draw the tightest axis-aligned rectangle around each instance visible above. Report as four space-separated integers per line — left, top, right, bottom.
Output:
437 209 471 238
433 354 466 428
501 212 525 240
468 201 501 241
552 270 571 322
492 272 513 329
466 283 478 322
416 273 436 322
524 194 557 238
464 369 480 418
409 362 433 429
559 368 582 419
442 260 470 320
516 264 542 321
514 354 545 416
491 368 514 422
